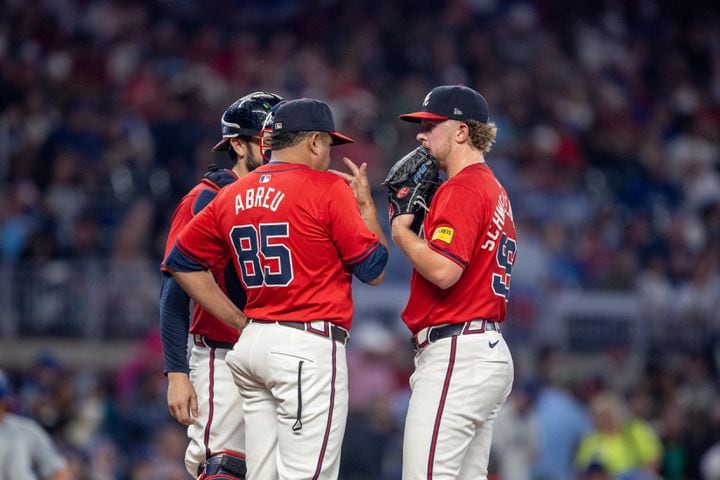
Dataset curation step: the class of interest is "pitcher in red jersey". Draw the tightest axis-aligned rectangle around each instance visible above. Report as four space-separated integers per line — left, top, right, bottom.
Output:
392 85 517 480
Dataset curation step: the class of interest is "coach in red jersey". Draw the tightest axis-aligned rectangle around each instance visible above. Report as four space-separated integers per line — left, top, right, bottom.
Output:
159 92 283 479
164 98 389 480
392 85 517 480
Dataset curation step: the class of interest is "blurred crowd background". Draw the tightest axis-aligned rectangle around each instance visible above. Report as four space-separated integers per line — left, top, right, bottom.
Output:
1 0 719 478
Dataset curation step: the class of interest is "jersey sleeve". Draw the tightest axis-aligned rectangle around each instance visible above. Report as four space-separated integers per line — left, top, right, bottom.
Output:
172 195 229 269
324 179 380 265
161 196 194 273
425 184 485 268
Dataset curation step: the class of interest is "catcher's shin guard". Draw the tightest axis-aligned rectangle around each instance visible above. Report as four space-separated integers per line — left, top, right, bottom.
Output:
197 452 247 480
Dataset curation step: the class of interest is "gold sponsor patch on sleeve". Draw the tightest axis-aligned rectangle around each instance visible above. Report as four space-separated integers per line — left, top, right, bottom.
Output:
431 226 454 244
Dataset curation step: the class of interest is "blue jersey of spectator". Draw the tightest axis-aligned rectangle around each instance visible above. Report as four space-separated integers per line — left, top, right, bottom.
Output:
532 385 591 480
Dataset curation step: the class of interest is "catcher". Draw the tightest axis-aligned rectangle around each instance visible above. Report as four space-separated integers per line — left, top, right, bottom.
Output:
160 92 283 479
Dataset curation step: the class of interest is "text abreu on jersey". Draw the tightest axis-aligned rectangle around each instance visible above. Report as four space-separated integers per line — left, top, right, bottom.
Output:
235 187 286 214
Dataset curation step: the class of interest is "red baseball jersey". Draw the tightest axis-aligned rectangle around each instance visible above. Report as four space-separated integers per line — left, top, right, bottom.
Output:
402 163 517 334
174 162 380 331
162 171 240 343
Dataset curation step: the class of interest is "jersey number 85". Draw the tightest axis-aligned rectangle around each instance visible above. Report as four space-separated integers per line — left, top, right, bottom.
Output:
230 223 294 288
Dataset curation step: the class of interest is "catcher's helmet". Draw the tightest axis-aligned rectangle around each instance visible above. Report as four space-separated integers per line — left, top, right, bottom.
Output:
212 91 284 152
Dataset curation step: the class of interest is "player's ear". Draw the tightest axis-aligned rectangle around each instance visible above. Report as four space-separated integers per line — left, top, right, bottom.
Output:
229 138 246 158
307 131 323 156
455 122 469 143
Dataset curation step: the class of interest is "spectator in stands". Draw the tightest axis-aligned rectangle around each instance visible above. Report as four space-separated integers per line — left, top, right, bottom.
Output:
532 346 591 480
492 381 540 480
575 391 662 479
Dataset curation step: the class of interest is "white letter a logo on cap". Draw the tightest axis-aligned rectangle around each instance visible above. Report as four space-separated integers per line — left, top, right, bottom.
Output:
423 92 432 107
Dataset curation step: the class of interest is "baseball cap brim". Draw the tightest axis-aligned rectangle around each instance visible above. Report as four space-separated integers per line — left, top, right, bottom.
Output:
329 131 354 145
211 138 231 152
399 112 450 123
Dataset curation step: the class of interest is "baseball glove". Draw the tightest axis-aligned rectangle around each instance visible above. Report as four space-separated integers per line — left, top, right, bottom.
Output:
382 146 441 234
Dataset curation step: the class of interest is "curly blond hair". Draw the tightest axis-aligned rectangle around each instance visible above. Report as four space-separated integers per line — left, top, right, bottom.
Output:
466 120 497 154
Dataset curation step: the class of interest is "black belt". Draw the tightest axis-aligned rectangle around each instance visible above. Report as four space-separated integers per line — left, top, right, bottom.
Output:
411 320 501 350
193 334 235 350
249 319 349 345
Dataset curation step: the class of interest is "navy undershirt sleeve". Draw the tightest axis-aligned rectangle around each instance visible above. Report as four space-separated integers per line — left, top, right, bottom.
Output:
353 243 388 283
164 245 207 272
159 274 191 374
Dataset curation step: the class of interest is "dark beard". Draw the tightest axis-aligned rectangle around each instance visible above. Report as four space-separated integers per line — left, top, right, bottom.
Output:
245 147 262 172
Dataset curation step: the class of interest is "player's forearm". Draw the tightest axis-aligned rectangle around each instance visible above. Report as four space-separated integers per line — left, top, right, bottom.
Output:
391 222 461 289
171 270 247 332
359 203 389 249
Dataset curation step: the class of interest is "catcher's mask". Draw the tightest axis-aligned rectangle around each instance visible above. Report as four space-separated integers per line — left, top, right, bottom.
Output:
260 100 287 163
212 92 284 152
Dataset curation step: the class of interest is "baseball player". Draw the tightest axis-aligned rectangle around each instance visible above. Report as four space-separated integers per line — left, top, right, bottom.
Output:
164 98 389 480
159 91 283 479
389 85 516 479
0 369 72 480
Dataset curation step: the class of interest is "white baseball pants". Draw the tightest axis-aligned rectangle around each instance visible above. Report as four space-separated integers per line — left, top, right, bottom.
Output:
186 343 246 477
402 329 513 480
226 321 349 480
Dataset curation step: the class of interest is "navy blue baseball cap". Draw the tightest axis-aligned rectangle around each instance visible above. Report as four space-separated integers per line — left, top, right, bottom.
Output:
272 98 354 145
400 85 489 124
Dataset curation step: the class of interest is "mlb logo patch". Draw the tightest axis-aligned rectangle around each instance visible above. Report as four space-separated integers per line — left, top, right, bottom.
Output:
274 122 283 129
259 174 271 183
